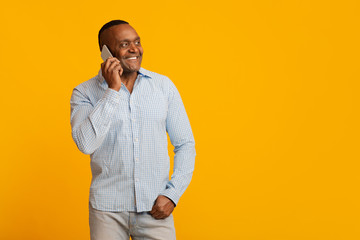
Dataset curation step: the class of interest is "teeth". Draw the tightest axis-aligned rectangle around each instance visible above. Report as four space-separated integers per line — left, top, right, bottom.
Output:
127 57 137 60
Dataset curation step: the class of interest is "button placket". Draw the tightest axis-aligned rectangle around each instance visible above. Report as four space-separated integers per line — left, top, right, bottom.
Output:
130 94 141 208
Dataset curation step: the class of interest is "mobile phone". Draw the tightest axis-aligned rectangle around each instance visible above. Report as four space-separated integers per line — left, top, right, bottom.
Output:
101 45 113 61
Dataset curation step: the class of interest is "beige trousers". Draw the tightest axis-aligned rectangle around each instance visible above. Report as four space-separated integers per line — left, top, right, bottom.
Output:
89 204 176 240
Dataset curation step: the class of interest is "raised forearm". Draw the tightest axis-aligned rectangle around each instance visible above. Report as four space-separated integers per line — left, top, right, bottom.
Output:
71 88 121 154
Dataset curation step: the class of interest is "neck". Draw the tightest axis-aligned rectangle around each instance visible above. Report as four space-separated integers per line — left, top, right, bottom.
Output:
121 71 138 85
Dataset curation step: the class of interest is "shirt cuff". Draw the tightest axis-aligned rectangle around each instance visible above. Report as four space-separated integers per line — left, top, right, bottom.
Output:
103 88 123 104
160 187 180 206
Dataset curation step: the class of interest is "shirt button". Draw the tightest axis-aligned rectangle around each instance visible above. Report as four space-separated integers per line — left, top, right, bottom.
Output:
135 138 138 142
132 118 136 122
135 178 139 182
135 158 139 162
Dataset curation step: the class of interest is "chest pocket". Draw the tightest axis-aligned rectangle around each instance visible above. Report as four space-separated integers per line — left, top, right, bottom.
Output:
111 98 131 129
139 93 167 124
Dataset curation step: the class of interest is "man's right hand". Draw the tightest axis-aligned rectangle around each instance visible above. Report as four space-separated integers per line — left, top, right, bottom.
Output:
101 57 123 91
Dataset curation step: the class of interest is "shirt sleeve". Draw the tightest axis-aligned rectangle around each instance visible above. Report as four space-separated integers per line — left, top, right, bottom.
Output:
160 80 196 205
70 87 122 155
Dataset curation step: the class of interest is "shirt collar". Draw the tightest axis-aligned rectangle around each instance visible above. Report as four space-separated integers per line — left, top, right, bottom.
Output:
98 67 152 85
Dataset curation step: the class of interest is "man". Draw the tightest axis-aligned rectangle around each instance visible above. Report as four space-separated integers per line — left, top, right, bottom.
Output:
70 20 196 240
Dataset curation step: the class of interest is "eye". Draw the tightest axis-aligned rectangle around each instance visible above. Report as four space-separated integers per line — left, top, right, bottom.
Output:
120 42 129 48
135 40 141 45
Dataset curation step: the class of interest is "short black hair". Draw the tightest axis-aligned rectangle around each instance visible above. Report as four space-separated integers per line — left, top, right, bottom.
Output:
98 20 129 50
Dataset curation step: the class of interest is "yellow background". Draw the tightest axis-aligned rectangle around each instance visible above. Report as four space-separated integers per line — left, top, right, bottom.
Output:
1 0 359 239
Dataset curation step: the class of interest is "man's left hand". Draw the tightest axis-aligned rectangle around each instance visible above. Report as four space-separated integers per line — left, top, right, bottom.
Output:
150 195 175 219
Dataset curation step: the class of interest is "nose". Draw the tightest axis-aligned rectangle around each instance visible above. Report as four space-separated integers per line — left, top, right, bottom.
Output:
128 42 138 53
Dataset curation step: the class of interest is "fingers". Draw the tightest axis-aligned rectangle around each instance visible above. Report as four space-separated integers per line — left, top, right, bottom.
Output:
150 206 165 219
113 65 122 76
150 205 156 215
107 62 120 76
150 204 161 218
106 57 121 73
101 57 119 72
101 57 122 91
107 59 123 79
119 65 123 76
150 196 174 219
105 57 119 66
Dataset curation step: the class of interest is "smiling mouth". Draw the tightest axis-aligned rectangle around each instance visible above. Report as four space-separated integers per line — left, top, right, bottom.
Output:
125 56 139 60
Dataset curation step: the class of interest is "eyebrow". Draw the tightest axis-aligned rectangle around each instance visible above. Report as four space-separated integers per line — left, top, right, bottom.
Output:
119 37 140 42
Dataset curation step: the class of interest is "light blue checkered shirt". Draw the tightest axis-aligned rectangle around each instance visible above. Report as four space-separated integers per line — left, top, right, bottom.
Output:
70 68 195 212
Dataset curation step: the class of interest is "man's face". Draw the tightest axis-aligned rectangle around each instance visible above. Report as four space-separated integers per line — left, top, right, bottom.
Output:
100 24 143 74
